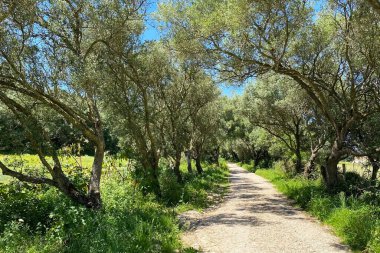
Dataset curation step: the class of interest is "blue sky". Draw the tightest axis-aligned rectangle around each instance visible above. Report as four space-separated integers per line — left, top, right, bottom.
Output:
141 0 327 97
141 1 244 97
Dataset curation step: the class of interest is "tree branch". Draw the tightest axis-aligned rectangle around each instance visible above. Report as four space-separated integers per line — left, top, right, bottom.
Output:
0 161 57 186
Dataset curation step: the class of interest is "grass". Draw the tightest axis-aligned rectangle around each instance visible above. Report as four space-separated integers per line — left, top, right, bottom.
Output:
237 161 256 173
338 161 377 179
0 154 229 253
0 178 181 253
0 154 96 183
175 160 229 213
253 167 380 252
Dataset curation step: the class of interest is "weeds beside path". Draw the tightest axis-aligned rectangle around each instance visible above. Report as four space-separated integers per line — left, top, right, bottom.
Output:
182 163 349 253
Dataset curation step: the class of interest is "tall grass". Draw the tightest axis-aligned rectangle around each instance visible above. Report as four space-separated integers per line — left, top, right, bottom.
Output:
238 161 256 173
0 177 181 253
0 155 229 252
254 168 380 252
161 159 230 212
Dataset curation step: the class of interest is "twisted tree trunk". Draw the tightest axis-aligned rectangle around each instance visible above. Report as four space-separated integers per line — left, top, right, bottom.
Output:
369 157 379 181
195 156 203 174
322 138 344 190
304 147 321 179
186 150 193 173
173 150 183 183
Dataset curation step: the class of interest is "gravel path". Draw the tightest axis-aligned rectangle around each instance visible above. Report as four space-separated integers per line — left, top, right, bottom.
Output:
181 163 350 253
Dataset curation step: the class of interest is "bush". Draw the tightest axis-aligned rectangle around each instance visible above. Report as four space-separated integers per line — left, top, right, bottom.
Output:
280 178 322 208
241 161 256 172
177 162 229 212
0 178 181 253
0 156 230 252
159 169 183 206
0 182 57 233
218 158 229 171
183 184 208 208
271 160 296 177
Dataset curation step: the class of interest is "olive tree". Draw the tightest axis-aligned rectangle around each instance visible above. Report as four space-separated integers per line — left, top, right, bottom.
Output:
0 0 144 208
159 0 380 189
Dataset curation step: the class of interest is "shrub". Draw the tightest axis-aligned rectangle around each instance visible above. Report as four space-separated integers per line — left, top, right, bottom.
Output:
218 158 229 171
0 156 230 252
0 178 182 253
241 161 256 172
175 162 229 212
0 182 57 233
183 184 208 208
159 169 183 206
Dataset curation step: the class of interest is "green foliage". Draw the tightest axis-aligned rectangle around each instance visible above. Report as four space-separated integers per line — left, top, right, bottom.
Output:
0 183 56 233
255 168 380 252
0 177 182 253
308 197 336 221
368 222 380 253
240 161 256 173
181 162 229 209
327 207 378 250
160 160 230 212
0 154 229 252
159 168 183 206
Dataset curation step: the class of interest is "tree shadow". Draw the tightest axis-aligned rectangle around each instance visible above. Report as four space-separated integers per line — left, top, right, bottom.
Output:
188 212 272 230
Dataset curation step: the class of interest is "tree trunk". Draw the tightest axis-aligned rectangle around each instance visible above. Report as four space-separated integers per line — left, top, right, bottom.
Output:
52 165 93 207
294 123 303 174
0 158 94 208
87 140 105 209
295 149 303 174
195 156 203 174
173 151 183 183
141 152 161 197
214 147 220 165
369 157 379 181
185 150 193 173
304 149 319 179
149 158 161 197
232 151 239 162
322 139 343 190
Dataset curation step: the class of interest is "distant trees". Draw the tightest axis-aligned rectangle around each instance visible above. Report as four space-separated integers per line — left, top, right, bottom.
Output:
242 75 310 173
189 96 222 173
241 74 331 177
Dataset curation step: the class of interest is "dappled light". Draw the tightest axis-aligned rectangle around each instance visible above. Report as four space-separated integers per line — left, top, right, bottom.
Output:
0 0 379 252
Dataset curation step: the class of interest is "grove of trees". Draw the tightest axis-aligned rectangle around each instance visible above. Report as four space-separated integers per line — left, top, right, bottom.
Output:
0 0 379 209
159 0 380 189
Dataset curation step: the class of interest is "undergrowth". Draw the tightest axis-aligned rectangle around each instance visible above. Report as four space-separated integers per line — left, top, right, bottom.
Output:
238 161 256 173
0 157 229 253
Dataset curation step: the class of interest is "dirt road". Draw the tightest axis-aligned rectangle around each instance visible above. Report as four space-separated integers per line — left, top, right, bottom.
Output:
181 163 350 253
